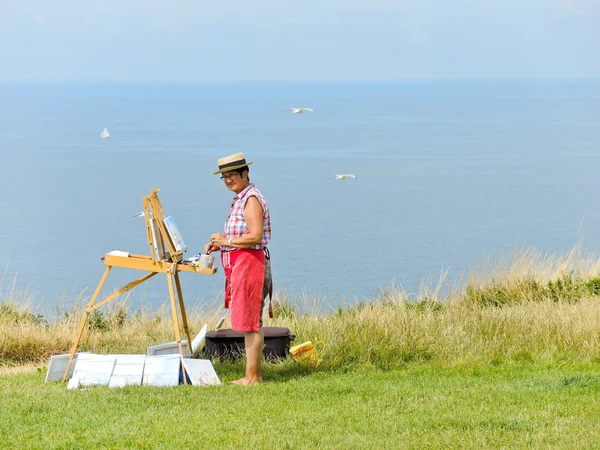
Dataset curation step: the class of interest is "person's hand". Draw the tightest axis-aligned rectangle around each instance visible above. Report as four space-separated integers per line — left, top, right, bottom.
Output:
210 233 227 247
204 241 220 254
205 233 226 254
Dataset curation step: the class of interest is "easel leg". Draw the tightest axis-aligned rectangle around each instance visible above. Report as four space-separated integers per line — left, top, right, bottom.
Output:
62 266 112 382
167 271 188 385
174 272 192 347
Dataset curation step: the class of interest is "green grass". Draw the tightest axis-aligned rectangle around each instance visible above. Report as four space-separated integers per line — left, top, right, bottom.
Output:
2 363 600 449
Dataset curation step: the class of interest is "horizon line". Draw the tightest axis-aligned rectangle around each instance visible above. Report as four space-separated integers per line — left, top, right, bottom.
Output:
1 76 600 84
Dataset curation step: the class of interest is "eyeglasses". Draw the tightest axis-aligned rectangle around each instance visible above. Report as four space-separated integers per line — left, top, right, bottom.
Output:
220 172 239 181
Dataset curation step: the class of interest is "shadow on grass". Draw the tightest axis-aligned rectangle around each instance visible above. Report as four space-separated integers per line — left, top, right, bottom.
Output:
212 357 323 384
560 375 600 389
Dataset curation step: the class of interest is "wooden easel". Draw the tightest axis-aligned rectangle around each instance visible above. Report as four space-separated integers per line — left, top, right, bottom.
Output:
63 188 217 383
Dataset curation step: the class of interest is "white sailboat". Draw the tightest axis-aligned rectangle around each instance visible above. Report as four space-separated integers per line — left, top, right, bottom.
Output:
100 127 110 139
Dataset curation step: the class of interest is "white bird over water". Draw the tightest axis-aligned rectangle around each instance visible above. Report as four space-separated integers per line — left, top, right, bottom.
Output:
290 107 313 114
327 174 357 180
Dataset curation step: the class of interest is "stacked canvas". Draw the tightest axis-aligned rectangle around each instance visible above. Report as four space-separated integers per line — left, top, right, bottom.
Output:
46 353 220 389
47 325 213 389
45 352 89 382
147 341 191 357
145 324 208 357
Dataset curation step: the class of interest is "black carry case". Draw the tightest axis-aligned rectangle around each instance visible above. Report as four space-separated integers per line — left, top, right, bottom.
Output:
202 327 295 361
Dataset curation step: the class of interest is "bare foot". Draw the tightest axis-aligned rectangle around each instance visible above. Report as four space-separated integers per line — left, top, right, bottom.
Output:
230 376 263 386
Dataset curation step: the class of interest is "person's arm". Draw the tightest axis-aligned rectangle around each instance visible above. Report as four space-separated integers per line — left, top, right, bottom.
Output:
211 197 264 249
236 196 264 247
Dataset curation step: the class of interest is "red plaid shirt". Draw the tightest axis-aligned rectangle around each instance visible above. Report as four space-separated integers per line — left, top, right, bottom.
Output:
223 184 271 250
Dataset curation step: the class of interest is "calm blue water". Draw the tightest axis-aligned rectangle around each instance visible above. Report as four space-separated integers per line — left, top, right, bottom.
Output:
1 80 600 313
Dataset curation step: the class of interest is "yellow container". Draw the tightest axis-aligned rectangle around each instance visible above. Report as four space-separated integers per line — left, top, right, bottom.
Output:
290 340 325 366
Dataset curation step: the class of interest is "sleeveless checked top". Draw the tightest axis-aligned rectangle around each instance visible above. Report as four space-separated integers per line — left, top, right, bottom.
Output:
223 183 271 251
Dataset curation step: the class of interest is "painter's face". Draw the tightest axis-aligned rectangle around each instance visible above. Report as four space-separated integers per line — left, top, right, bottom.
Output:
221 170 247 194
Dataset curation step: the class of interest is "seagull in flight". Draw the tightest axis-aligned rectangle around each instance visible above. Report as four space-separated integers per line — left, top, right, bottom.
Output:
327 174 357 180
290 107 313 114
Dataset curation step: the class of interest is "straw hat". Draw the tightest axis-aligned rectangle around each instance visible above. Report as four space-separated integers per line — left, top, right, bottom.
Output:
213 152 254 175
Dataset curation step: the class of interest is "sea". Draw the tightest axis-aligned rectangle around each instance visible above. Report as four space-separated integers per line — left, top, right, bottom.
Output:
1 80 600 315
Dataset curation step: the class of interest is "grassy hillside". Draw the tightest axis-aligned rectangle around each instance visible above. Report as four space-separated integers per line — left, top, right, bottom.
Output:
2 245 600 369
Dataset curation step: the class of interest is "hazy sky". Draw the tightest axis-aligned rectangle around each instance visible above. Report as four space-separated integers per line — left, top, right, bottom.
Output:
1 0 598 81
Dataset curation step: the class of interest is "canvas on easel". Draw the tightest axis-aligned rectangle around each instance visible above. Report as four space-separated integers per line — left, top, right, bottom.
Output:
163 216 187 253
151 217 168 260
62 188 217 384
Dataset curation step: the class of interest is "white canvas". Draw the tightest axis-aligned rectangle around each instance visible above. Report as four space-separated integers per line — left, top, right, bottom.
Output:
142 355 180 387
191 324 208 353
67 354 116 390
67 374 82 390
181 359 221 386
45 352 90 382
163 216 187 253
108 354 147 388
151 217 167 260
146 340 190 356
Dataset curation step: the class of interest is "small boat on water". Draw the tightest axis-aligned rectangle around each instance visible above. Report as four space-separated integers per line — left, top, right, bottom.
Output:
100 127 110 139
